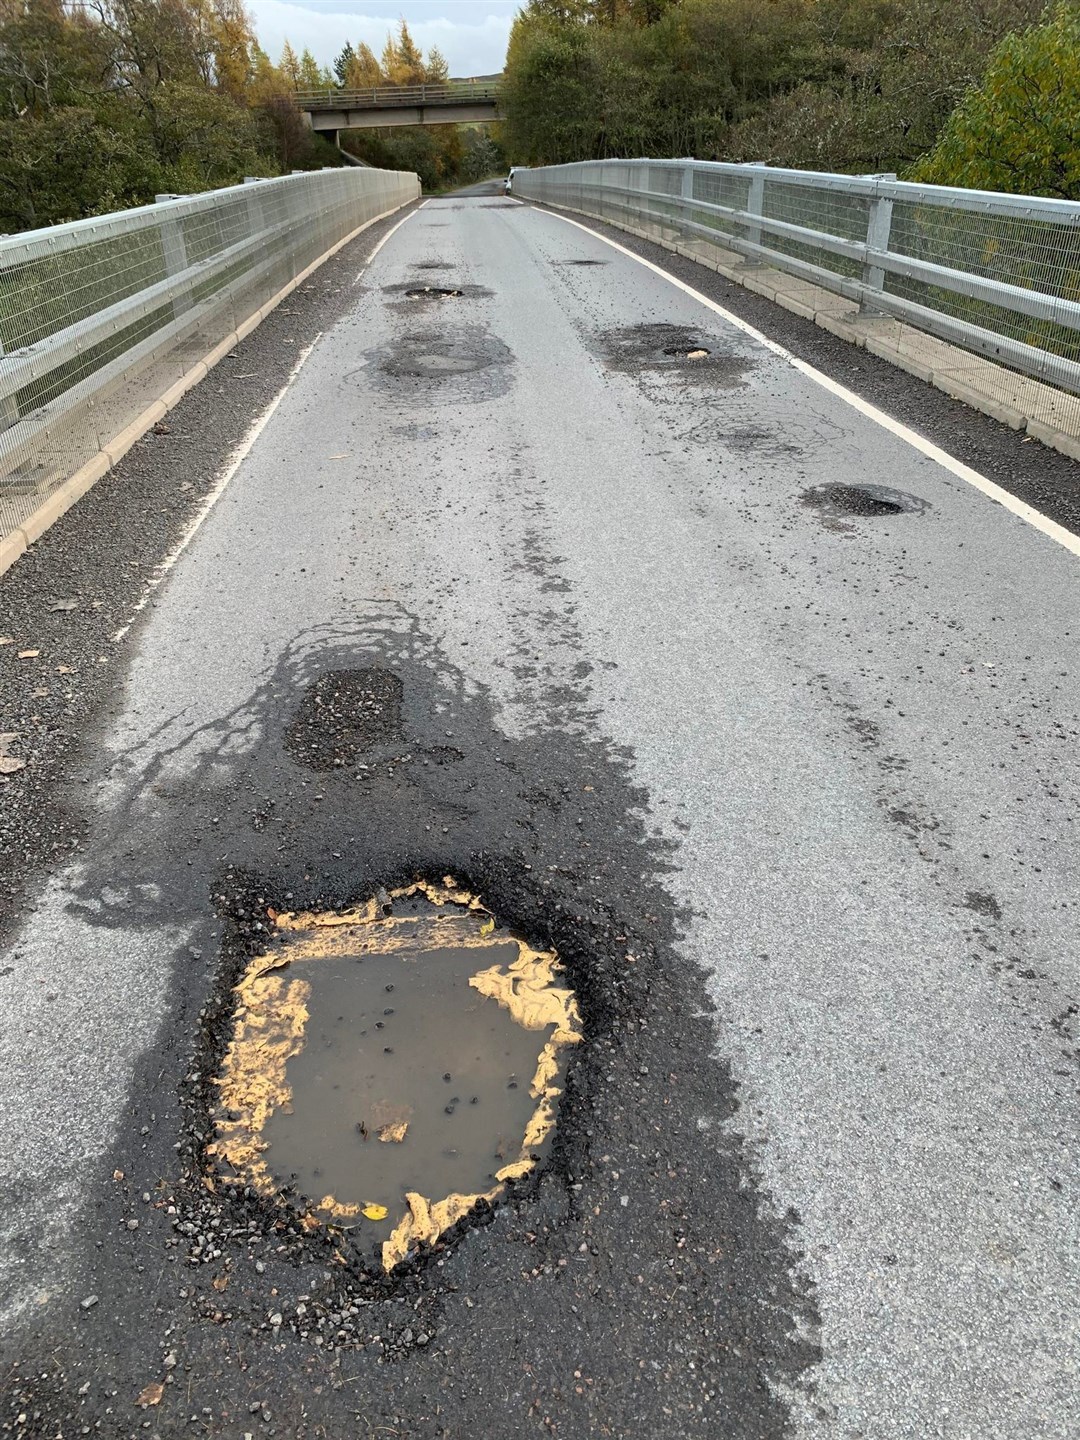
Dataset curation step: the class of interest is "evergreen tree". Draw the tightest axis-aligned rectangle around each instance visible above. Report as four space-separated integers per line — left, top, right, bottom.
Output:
333 40 356 86
425 44 449 82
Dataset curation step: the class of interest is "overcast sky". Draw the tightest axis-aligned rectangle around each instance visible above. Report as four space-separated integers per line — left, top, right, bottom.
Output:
248 0 517 77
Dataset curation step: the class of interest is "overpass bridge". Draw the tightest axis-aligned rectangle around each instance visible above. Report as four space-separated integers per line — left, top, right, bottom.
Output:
2 162 1080 1440
297 78 502 138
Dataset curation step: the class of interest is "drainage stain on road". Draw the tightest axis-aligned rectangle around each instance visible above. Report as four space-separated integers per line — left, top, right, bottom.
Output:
372 328 514 398
208 880 581 1271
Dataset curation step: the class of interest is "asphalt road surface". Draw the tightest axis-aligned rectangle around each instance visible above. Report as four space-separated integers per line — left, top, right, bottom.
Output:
2 194 1078 1440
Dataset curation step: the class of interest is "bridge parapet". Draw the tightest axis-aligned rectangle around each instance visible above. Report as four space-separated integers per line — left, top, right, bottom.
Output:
0 167 419 571
514 158 1080 441
297 80 501 113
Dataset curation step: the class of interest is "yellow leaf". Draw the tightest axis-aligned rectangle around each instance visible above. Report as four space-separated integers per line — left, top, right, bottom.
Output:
479 917 495 937
377 1120 408 1143
362 1203 388 1221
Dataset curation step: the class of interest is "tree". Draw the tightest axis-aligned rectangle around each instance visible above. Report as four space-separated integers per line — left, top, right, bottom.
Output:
279 38 299 87
333 40 355 86
204 0 256 102
382 18 425 85
461 126 504 181
912 3 1080 198
345 40 382 88
425 44 449 82
298 46 321 89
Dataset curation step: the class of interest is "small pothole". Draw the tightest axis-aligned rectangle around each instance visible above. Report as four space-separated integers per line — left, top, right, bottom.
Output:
801 483 928 518
286 669 403 771
207 881 581 1272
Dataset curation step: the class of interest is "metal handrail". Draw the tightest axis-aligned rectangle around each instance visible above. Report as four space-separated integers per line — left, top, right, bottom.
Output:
513 158 1080 398
296 81 501 112
0 168 420 545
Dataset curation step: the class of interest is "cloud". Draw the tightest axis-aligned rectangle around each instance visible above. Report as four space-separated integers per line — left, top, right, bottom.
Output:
247 0 514 76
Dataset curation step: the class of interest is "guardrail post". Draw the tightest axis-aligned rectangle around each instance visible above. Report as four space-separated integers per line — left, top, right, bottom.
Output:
677 163 694 240
0 335 18 432
155 196 194 321
744 162 766 263
861 174 896 314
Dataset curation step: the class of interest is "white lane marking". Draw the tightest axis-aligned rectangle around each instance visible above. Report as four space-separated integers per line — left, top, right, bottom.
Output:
351 203 423 285
539 208 1080 560
112 337 321 643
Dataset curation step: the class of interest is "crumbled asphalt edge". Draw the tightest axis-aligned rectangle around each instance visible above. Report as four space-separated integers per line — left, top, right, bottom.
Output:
2 620 820 1437
0 202 421 945
523 201 1080 536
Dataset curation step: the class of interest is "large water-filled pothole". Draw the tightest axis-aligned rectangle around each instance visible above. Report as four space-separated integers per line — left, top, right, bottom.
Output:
208 881 581 1272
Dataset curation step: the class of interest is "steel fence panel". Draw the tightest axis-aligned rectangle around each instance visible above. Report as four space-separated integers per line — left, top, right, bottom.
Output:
0 167 418 547
514 159 1080 429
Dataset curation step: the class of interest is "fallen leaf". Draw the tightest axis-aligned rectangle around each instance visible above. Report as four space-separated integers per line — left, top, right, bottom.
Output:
377 1121 408 1144
135 1382 164 1408
152 421 171 435
362 1203 388 1221
212 1275 229 1292
112 1169 124 1181
0 636 13 646
57 665 75 674
48 599 77 612
17 649 39 659
479 917 495 937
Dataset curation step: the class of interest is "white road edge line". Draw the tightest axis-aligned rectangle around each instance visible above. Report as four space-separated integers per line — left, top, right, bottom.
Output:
351 201 425 285
111 336 322 643
541 208 1080 561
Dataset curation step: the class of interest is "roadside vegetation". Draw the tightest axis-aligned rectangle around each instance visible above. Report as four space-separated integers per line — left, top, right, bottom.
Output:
502 0 1080 197
0 1 502 233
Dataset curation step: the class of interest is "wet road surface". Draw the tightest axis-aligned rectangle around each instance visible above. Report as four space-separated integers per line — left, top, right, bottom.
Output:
1 194 1078 1439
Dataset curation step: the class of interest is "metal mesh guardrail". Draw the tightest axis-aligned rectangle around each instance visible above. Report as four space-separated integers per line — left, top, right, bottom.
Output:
0 166 419 551
514 159 1080 428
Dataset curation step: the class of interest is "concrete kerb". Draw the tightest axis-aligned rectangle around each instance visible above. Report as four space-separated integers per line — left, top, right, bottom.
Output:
0 200 412 581
536 199 1080 466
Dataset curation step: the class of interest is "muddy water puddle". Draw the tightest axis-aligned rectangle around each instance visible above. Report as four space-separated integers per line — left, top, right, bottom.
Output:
209 882 581 1271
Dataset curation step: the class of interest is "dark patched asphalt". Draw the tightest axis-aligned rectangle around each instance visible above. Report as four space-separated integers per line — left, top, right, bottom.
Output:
1 195 1078 1440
